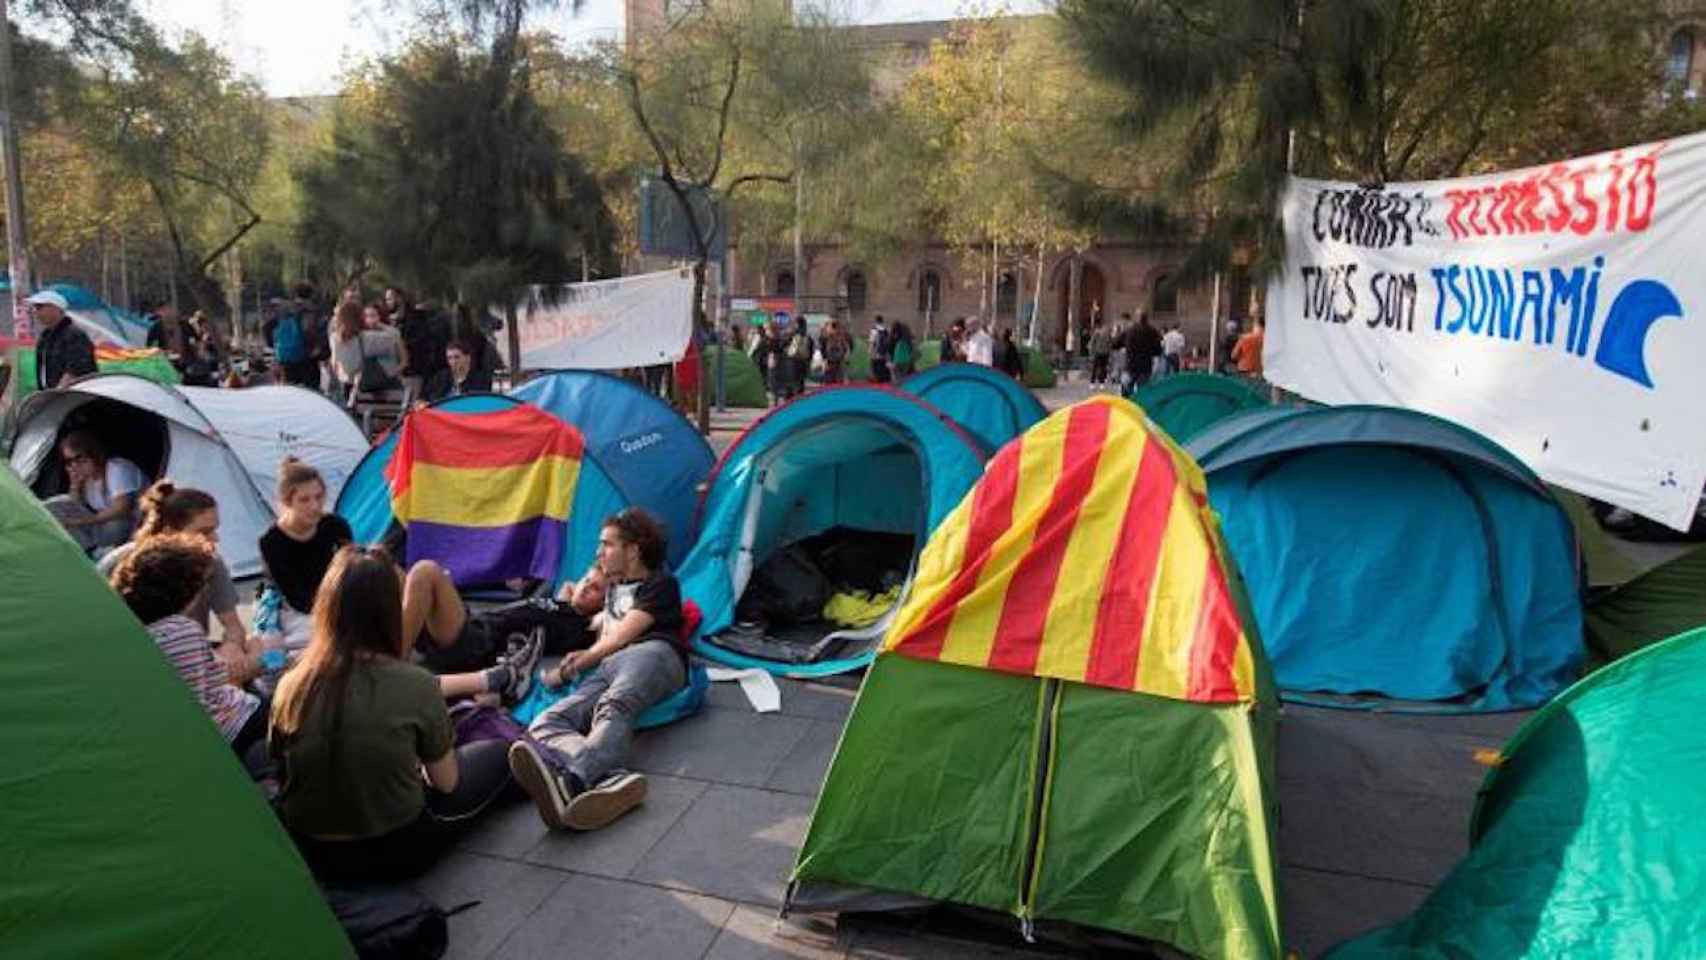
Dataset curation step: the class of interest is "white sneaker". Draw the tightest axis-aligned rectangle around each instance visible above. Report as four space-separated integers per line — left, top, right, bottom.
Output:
564 772 647 831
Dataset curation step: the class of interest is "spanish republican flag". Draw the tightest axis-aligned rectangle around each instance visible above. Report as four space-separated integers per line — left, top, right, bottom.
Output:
884 394 1259 704
385 405 584 586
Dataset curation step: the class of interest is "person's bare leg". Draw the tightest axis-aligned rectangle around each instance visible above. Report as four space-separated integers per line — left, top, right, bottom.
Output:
402 560 467 650
438 672 489 699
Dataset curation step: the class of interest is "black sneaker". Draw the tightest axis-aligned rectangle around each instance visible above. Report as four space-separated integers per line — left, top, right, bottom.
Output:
500 628 545 703
507 740 574 830
564 771 647 831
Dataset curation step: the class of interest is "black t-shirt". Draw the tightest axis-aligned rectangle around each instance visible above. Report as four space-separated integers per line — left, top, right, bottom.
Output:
37 320 97 390
604 571 685 654
260 514 354 613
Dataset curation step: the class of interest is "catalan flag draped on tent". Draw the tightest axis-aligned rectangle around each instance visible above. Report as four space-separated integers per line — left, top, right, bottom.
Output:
791 395 1282 959
885 392 1258 703
385 405 584 586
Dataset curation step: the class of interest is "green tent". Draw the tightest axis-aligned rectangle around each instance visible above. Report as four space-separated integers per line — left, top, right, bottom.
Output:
1329 624 1706 958
11 345 180 402
789 396 1281 959
0 465 351 958
1551 486 1641 588
701 344 767 407
1132 372 1269 444
1584 544 1706 663
915 340 1056 388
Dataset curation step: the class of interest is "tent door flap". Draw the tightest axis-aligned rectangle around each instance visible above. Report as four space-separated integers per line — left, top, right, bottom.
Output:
1017 677 1063 940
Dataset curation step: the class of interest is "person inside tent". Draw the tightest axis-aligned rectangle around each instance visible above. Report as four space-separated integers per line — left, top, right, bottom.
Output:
257 458 353 656
270 546 514 882
43 430 147 557
419 338 492 403
508 508 686 832
111 535 268 764
99 482 256 677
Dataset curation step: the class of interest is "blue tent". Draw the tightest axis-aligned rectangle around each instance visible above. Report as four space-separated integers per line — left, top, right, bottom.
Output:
1188 406 1583 712
336 371 714 584
46 282 153 346
682 385 987 677
898 361 1048 455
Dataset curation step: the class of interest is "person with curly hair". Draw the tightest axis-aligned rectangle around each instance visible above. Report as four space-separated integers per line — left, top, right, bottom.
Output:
111 535 266 762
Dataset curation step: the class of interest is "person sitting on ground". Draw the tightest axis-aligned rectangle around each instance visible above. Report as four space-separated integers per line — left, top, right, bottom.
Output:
270 546 514 882
508 508 687 832
418 338 492 404
258 458 353 654
429 566 609 704
43 430 147 557
112 534 267 763
99 482 258 682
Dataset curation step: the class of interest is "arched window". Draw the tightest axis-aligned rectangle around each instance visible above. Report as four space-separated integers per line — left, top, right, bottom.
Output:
917 269 941 314
1670 28 1697 89
775 270 795 297
995 272 1018 318
1153 273 1179 313
844 270 868 313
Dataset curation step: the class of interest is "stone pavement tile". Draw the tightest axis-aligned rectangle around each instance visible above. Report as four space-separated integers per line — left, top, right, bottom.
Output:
1280 865 1431 959
630 707 815 788
1277 708 1495 799
457 799 549 860
703 905 852 960
765 719 844 797
1278 777 1470 888
844 922 1050 959
414 852 567 960
524 774 710 879
702 673 860 723
630 783 815 907
496 873 735 960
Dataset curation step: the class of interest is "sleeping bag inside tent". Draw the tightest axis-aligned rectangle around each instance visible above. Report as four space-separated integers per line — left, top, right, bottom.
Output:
0 464 351 958
1131 371 1269 444
680 386 986 676
790 395 1282 960
8 374 370 577
1328 624 1706 959
1188 405 1583 711
337 372 713 588
899 361 1047 454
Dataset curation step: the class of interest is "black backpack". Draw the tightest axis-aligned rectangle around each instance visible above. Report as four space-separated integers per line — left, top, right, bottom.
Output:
324 885 473 959
737 545 833 626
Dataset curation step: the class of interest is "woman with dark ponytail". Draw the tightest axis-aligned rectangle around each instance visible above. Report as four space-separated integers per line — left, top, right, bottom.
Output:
99 480 253 672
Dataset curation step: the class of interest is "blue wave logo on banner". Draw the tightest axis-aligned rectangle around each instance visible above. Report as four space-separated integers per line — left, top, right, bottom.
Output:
1594 280 1684 388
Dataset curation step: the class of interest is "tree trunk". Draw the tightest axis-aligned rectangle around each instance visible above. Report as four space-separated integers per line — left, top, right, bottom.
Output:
0 0 33 316
792 142 804 317
1030 243 1044 346
505 300 521 387
119 231 129 310
1066 254 1082 354
694 258 709 435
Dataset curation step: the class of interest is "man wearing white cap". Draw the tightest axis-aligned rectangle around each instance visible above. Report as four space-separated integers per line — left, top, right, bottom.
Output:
28 290 96 390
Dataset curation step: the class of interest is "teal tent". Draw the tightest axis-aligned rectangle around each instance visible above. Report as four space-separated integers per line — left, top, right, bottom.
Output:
1189 406 1583 711
0 465 350 957
1131 372 1268 444
1330 624 1706 958
899 361 1047 454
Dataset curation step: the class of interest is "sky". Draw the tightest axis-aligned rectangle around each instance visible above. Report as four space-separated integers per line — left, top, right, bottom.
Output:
140 0 1042 98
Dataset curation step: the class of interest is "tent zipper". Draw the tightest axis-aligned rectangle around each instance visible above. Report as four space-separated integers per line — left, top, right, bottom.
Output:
1017 677 1062 942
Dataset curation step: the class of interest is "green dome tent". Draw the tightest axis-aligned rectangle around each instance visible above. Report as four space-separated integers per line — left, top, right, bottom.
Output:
1583 544 1706 663
1329 624 1706 959
0 466 350 957
789 396 1281 958
700 344 768 407
1131 372 1269 444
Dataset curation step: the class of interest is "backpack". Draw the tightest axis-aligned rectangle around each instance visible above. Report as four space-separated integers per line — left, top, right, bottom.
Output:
274 312 307 364
323 884 466 960
789 332 814 363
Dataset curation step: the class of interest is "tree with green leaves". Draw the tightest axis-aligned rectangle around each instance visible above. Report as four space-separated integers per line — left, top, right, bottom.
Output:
1055 0 1706 280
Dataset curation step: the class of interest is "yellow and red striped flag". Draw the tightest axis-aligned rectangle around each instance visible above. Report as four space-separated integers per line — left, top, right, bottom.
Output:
884 394 1258 703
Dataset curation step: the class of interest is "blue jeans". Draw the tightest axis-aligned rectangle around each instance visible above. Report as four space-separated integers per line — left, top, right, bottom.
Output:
527 640 685 788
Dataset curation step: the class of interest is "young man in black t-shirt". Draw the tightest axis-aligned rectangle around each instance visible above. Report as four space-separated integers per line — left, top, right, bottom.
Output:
508 508 687 832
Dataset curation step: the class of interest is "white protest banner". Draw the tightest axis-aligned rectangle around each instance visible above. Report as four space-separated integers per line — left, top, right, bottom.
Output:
1265 132 1706 530
509 268 695 370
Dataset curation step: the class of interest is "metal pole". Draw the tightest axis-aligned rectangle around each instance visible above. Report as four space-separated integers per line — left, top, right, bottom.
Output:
0 0 34 317
1209 271 1222 372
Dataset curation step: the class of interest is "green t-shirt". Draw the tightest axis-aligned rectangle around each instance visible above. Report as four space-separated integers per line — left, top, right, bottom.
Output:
272 657 453 840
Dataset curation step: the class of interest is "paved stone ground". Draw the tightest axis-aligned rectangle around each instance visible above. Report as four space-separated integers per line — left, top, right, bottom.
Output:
355 375 1676 957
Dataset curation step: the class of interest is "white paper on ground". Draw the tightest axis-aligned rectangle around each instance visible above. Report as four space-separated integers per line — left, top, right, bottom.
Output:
705 666 782 713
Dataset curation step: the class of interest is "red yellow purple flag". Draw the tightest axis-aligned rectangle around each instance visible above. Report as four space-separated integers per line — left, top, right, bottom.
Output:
385 405 585 586
883 394 1258 703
